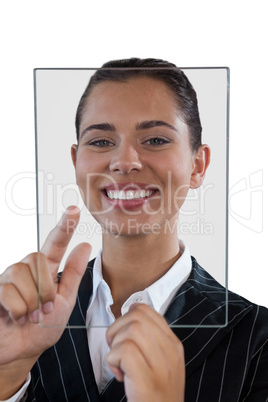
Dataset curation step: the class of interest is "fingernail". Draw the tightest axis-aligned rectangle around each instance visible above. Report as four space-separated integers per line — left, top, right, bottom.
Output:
17 315 26 325
42 302 54 314
66 206 79 215
30 309 41 323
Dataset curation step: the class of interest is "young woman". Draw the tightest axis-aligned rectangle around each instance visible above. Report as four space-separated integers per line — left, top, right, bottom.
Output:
0 59 267 402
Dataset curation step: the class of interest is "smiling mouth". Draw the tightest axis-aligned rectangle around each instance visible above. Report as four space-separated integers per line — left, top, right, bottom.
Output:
105 189 158 200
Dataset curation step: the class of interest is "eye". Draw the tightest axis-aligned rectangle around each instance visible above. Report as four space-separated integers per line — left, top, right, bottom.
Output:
144 137 171 146
88 139 114 148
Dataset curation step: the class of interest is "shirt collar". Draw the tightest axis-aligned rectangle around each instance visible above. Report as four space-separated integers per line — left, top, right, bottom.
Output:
90 248 114 309
89 240 192 316
145 240 192 315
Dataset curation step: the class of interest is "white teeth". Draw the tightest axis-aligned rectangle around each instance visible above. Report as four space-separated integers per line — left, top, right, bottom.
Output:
126 191 134 199
106 189 154 200
140 190 145 198
119 190 125 199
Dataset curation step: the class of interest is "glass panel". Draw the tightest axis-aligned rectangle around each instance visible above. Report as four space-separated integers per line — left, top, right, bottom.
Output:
34 67 229 328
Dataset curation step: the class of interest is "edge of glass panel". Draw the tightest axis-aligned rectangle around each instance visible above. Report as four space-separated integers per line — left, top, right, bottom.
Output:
34 66 230 329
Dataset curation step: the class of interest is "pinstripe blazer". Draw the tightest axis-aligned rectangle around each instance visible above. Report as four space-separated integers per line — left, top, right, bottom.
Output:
27 257 268 401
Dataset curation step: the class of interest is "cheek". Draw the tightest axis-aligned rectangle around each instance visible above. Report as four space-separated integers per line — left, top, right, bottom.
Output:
172 183 190 210
166 155 193 183
74 158 96 203
75 154 99 182
166 160 193 209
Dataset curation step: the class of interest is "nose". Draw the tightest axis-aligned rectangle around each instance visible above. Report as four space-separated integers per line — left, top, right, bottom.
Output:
109 142 143 174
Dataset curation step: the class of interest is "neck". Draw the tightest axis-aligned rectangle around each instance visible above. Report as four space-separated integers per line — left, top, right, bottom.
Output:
101 218 181 316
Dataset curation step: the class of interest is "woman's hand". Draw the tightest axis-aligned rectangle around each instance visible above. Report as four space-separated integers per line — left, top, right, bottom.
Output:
106 303 185 402
0 207 91 399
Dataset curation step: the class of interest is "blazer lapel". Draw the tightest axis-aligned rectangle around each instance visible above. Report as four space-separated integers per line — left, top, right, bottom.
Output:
99 377 126 402
164 257 253 378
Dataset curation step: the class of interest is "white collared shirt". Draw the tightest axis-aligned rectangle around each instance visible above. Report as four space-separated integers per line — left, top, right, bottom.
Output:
86 240 192 392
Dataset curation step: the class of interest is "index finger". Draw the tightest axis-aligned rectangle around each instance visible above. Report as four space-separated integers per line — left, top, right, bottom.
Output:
41 206 80 273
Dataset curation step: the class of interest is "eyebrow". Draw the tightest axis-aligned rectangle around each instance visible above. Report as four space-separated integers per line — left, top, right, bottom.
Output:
136 120 178 132
80 123 116 139
80 120 178 139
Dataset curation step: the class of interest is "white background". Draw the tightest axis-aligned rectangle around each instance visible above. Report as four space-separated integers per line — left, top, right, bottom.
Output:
0 0 267 308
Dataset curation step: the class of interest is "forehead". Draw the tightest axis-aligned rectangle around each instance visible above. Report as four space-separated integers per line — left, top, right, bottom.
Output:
81 77 180 124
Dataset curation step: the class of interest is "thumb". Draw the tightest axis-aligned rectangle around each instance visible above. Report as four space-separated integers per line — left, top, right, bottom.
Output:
58 243 92 304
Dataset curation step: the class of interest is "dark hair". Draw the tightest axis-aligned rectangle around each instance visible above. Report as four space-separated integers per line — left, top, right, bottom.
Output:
75 58 202 152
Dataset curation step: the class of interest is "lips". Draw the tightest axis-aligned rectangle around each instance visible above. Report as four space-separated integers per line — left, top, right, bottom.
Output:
106 189 157 200
101 182 160 209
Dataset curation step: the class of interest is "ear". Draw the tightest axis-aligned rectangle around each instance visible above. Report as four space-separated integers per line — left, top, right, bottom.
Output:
190 144 211 189
71 144 78 168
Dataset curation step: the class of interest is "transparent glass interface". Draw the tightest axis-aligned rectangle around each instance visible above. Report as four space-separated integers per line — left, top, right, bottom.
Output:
34 67 229 328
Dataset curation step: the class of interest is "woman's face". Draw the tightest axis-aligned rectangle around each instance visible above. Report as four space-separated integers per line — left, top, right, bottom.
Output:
71 77 208 237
